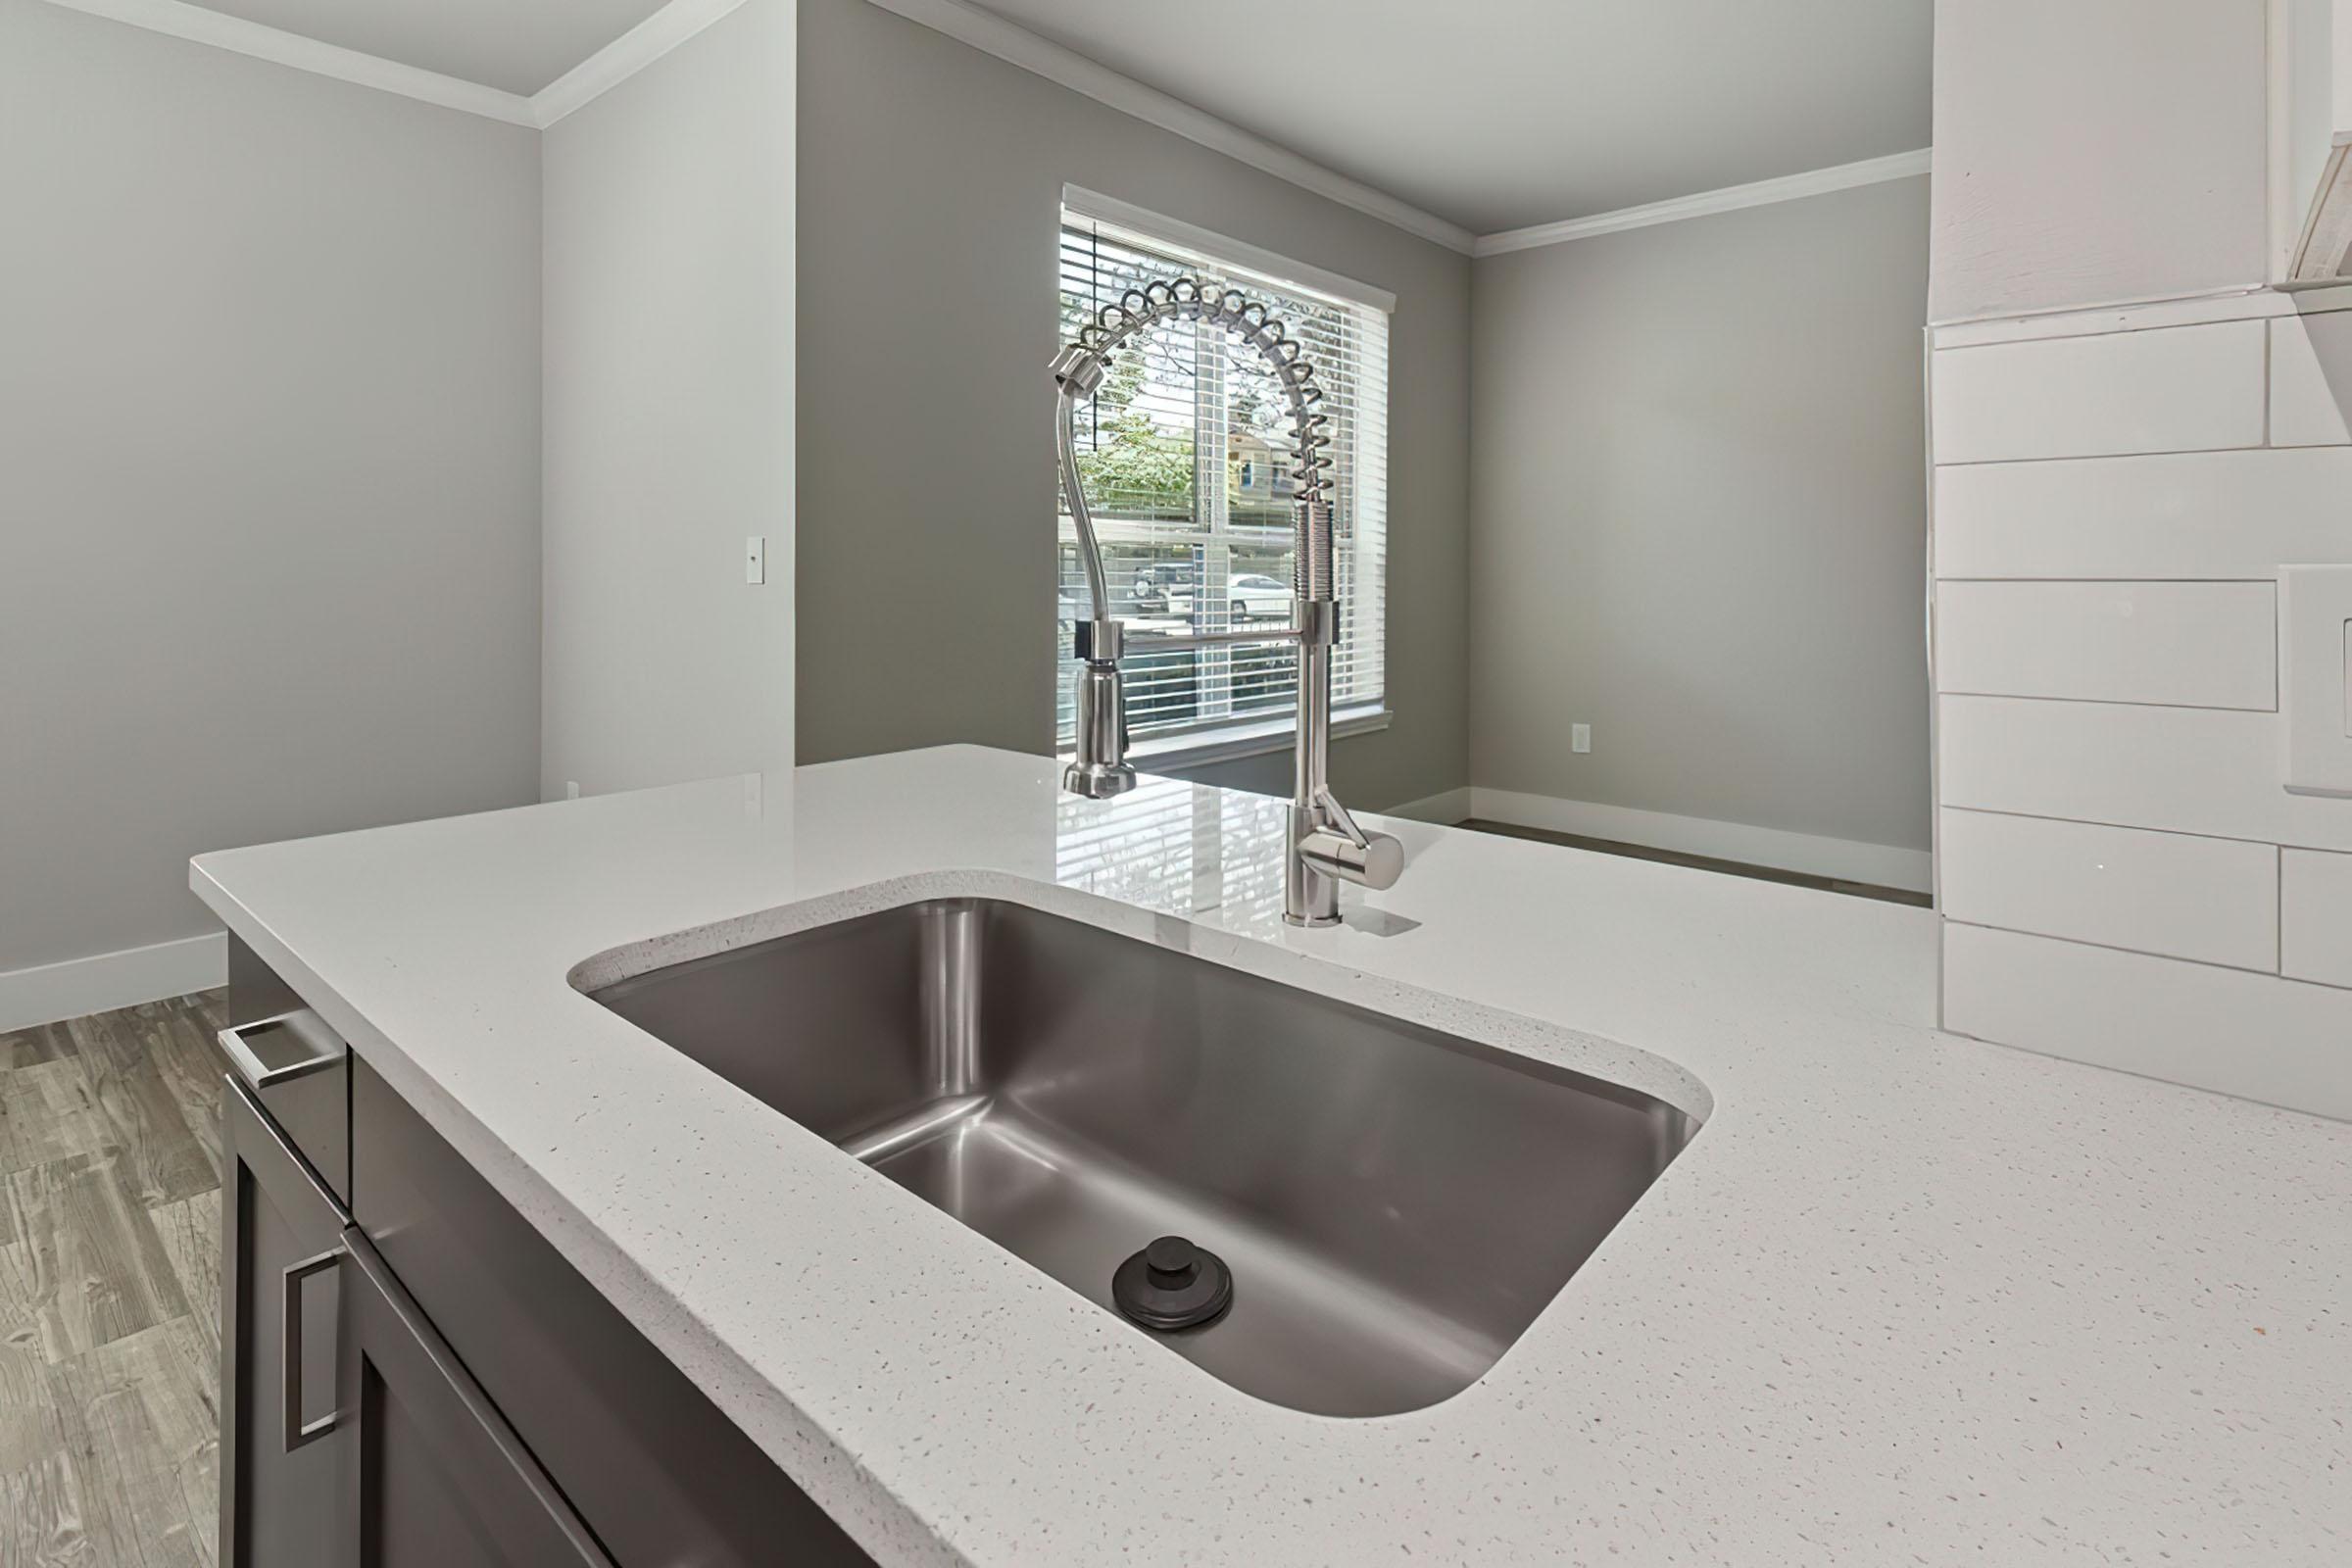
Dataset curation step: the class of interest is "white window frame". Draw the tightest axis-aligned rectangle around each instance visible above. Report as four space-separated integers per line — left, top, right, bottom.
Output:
1056 187 1395 770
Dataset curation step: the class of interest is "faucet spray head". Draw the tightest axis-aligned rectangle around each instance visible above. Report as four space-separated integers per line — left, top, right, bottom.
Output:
1049 344 1106 397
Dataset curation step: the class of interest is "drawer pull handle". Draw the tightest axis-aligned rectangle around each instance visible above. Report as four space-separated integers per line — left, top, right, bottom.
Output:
218 1016 342 1092
282 1248 344 1451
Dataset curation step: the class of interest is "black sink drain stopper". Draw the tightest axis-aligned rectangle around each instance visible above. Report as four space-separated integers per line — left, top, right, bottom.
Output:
1112 1235 1233 1331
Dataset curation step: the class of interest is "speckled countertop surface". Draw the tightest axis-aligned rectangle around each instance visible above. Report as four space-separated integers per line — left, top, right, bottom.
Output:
191 746 2350 1566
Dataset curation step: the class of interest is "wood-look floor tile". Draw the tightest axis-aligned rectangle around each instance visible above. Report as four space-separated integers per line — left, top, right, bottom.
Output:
148 1196 220 1365
137 1004 225 1182
46 1317 217 1568
0 1065 113 1183
0 1324 67 1477
62 1019 213 1210
0 994 223 1568
0 1449 93 1566
0 1156 190 1365
0 1023 74 1071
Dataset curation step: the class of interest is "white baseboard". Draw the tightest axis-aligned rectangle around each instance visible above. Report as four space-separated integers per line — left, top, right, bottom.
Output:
0 931 228 1032
1378 785 1473 824
1469 788 1934 894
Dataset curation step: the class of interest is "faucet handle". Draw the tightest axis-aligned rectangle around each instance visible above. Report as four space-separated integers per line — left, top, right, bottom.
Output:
1298 823 1403 891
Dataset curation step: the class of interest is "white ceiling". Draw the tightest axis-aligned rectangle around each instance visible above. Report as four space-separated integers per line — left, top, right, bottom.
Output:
183 0 672 95
962 0 1933 235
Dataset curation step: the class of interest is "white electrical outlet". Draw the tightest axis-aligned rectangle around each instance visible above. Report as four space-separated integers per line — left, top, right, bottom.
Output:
1572 723 1592 754
745 535 766 585
564 781 581 800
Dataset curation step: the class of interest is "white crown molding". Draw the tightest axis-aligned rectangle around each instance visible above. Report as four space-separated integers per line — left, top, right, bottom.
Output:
532 0 749 127
34 0 754 131
1472 148 1935 258
38 0 538 123
42 0 1930 275
860 0 1477 255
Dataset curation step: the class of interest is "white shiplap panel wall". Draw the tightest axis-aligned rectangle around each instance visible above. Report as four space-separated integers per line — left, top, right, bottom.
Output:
1943 925 2352 1122
1929 319 2267 464
1938 809 2278 971
1933 305 2352 1120
1935 580 2276 710
1937 695 2352 851
1934 448 2352 579
2280 849 2352 989
2272 315 2352 449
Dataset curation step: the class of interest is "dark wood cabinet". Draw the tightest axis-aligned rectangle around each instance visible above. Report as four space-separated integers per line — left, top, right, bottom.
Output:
220 949 876 1567
223 1080 610 1568
336 1236 612 1567
350 1057 874 1567
220 1079 346 1568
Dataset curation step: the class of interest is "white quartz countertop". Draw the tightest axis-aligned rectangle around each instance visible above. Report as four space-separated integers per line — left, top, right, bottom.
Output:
190 747 2351 1566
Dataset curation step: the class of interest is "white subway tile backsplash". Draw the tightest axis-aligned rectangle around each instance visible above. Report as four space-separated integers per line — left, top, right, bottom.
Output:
1930 320 2266 465
1943 924 2352 1120
1933 447 2352 579
1936 694 2352 853
1933 304 2352 1121
1937 809 2278 970
1935 580 2275 710
2271 315 2352 448
2281 849 2352 989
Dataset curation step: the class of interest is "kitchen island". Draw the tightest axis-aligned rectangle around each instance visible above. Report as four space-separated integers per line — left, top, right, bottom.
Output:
192 746 2351 1565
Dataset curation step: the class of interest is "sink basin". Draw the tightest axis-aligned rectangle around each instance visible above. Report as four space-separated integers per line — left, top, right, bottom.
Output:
587 898 1696 1417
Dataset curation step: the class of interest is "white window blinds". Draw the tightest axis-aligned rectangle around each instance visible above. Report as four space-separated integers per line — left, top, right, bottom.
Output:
1055 200 1391 756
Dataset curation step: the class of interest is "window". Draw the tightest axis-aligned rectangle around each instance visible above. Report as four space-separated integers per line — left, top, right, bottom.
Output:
1054 192 1391 762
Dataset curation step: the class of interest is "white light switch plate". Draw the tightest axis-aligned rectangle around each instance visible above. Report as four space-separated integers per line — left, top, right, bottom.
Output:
2281 565 2352 797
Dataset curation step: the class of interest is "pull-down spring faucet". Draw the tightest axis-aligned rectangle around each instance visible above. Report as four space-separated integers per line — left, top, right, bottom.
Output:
1052 276 1402 927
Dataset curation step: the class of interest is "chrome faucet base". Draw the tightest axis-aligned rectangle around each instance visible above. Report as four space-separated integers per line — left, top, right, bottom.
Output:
1062 759 1138 799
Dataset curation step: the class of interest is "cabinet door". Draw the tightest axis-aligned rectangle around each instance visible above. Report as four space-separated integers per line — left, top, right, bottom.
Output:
221 1080 348 1568
336 1235 614 1568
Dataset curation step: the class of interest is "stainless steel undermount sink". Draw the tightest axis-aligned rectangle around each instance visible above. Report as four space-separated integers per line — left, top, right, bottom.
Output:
587 899 1696 1418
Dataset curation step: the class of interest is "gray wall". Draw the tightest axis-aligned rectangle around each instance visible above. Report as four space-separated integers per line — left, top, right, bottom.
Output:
1929 0 2270 322
0 0 541 977
1469 177 1933 855
795 0 1471 809
541 0 798 799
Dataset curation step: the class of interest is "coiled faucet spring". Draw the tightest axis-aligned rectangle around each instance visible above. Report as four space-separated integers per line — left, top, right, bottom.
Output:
1051 275 1401 926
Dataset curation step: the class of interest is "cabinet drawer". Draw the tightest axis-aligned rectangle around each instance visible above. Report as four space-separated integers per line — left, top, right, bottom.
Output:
224 935 349 1203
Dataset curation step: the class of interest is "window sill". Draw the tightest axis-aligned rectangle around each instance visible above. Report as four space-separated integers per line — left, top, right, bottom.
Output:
1116 705 1393 772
